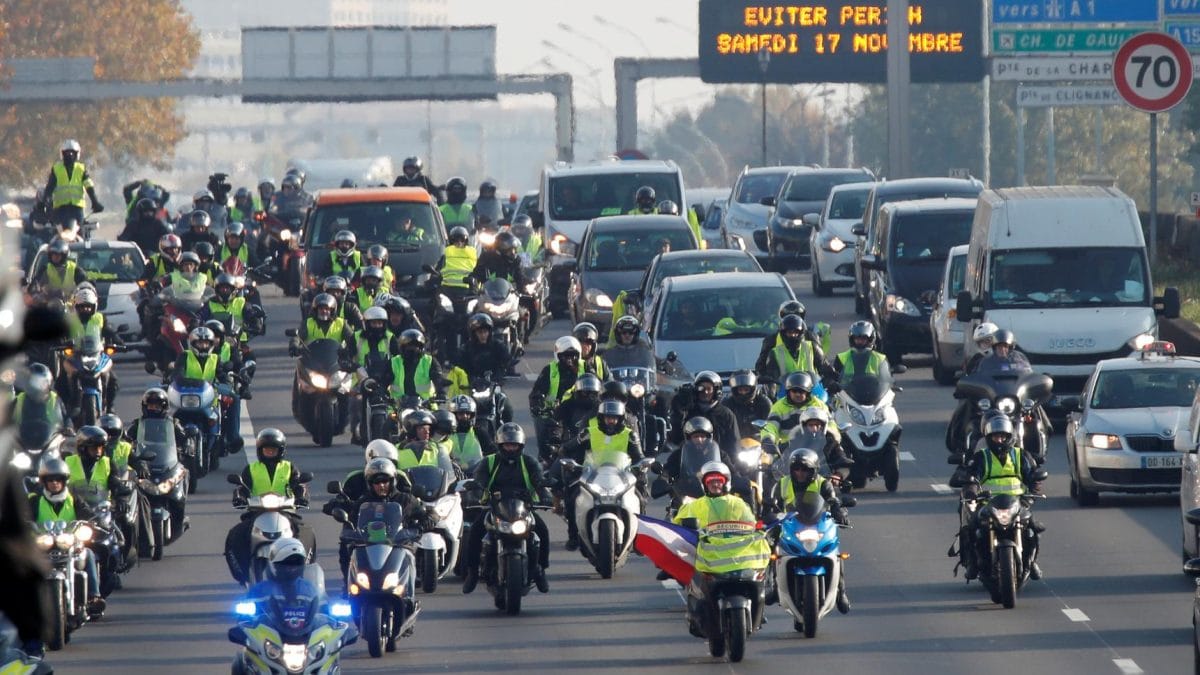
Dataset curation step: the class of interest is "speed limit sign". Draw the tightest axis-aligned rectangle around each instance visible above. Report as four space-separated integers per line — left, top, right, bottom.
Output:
1113 32 1194 113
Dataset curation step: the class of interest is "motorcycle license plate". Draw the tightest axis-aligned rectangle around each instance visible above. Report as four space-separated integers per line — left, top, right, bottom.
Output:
1141 454 1183 469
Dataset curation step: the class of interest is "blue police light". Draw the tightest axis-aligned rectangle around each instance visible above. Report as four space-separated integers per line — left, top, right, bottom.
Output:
330 602 352 618
234 601 257 617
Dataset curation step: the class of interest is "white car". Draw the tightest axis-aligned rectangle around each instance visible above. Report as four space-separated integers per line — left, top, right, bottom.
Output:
928 244 969 385
1173 369 1200 572
1064 342 1200 508
26 239 147 342
807 181 875 297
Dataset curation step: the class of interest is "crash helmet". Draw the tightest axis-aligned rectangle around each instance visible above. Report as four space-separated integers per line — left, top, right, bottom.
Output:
798 406 829 433
214 273 237 301
160 233 182 259
848 320 876 352
268 537 308 584
598 400 626 434
188 326 215 357
39 456 71 502
449 226 471 246
656 200 679 215
99 413 124 441
634 186 656 211
496 232 520 261
364 439 399 465
311 293 337 322
983 414 1014 454
495 422 526 459
141 388 169 418
47 239 70 265
683 416 714 442
255 428 287 463
788 448 821 483
779 314 806 348
699 460 731 495
26 364 54 403
778 299 807 320
729 370 758 403
333 230 357 255
403 409 435 438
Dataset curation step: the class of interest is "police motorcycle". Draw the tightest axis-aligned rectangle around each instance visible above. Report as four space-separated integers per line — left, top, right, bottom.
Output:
559 454 656 579
285 333 353 448
467 278 523 368
226 474 316 588
832 372 903 492
58 334 124 427
33 519 96 650
166 373 221 491
133 419 189 561
407 464 464 593
951 360 1053 466
771 489 851 638
329 502 422 657
229 579 357 674
0 614 52 675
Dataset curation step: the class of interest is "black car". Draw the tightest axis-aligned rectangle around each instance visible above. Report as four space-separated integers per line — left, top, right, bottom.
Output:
861 197 978 365
853 177 983 317
762 167 874 273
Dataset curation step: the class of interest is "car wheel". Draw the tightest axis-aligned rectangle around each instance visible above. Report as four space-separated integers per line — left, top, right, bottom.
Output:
931 344 956 386
811 261 832 297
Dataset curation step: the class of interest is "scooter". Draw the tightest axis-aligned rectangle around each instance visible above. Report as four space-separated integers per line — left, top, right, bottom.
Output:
133 418 189 561
229 587 357 674
407 465 464 593
560 456 654 579
286 333 352 447
833 373 902 492
227 478 305 588
330 503 421 658
32 519 95 651
773 493 850 637
681 520 769 663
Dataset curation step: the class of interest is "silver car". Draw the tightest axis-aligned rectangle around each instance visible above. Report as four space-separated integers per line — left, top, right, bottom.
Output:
808 181 875 297
26 239 147 342
1064 344 1200 507
720 167 797 269
927 244 968 386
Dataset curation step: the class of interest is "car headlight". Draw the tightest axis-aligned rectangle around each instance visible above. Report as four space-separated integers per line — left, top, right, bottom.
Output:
824 236 847 253
585 289 613 309
433 495 457 520
871 407 886 424
282 643 306 672
1128 333 1155 351
1088 433 1122 450
549 234 577 256
10 453 31 470
35 533 54 550
309 372 329 389
629 383 645 398
886 294 921 317
264 639 283 661
849 407 867 426
55 533 75 549
181 394 201 408
382 572 400 589
75 525 93 543
509 518 529 535
355 572 370 589
996 398 1017 415
798 528 820 553
171 317 187 334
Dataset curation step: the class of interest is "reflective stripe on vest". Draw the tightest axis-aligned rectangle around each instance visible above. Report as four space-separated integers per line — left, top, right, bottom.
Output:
837 350 884 377
686 496 771 573
485 453 536 500
780 474 824 507
452 431 483 468
185 351 219 381
440 203 472 227
249 460 292 496
773 342 814 377
442 246 477 288
37 495 77 524
586 417 632 468
982 447 1025 496
305 317 345 342
389 354 434 399
170 271 206 295
46 261 79 293
547 362 564 403
52 162 87 208
66 454 111 496
395 444 440 470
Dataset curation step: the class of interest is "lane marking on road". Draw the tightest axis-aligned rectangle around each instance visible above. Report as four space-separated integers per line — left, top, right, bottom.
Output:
1062 608 1090 622
930 483 954 495
241 401 256 466
660 578 686 603
1112 659 1143 674
899 451 916 461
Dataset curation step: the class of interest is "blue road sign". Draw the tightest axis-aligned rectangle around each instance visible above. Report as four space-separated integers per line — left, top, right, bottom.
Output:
1165 0 1200 17
1166 21 1200 50
992 0 1160 24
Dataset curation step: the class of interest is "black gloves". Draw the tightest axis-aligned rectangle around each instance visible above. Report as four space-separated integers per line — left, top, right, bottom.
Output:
833 507 849 525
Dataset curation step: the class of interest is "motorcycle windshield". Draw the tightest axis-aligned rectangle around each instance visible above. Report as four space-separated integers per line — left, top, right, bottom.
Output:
974 355 1032 378
138 419 178 472
843 373 892 406
482 278 513 303
604 346 656 371
356 502 404 543
679 440 722 494
610 366 655 387
18 417 55 450
792 491 827 527
266 595 318 640
407 465 449 501
302 339 341 375
493 497 529 522
78 334 104 358
473 198 503 225
162 284 208 311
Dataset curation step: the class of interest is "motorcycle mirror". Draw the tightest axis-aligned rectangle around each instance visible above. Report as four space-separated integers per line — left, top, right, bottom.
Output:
326 480 342 495
138 451 157 462
1186 508 1200 527
751 419 768 430
284 328 298 338
666 351 678 362
226 473 243 486
842 496 857 508
892 385 904 393
228 626 248 645
144 362 157 375
558 458 580 471
947 454 964 465
1030 468 1049 482
892 364 908 375
422 264 436 274
297 471 314 483
331 508 350 525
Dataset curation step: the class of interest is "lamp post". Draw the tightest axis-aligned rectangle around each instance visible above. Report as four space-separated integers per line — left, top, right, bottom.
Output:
757 48 770 166
813 86 834 166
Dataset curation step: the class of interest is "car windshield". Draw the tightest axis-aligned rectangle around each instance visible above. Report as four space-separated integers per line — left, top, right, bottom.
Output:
890 212 973 263
649 255 759 290
1090 367 1200 409
734 172 787 204
828 188 870 220
782 173 868 202
989 247 1149 309
547 173 681 221
585 229 696 271
307 202 441 248
39 248 143 282
658 285 791 341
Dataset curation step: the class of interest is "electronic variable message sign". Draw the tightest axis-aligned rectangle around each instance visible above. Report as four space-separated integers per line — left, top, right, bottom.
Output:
698 0 985 83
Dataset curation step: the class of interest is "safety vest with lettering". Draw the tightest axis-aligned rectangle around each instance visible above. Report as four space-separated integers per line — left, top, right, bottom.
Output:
169 270 206 295
780 474 825 509
13 392 63 427
330 250 361 276
249 460 292 497
440 203 473 228
484 453 538 502
36 494 77 524
451 430 483 468
773 342 814 378
51 161 88 208
586 417 632 468
395 443 441 470
354 287 381 312
67 312 105 347
66 454 111 498
389 354 434 399
674 495 770 574
184 351 219 382
837 350 884 377
982 447 1025 496
355 331 392 370
442 246 477 288
107 439 133 471
305 317 345 343
46 261 79 294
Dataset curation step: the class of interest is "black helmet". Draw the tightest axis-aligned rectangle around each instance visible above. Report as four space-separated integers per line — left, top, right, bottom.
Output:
281 174 302 191
784 371 815 395
572 322 599 346
601 380 628 402
729 370 757 402
446 177 467 201
285 167 307 187
136 197 157 215
788 448 821 481
449 226 471 246
634 186 656 211
432 409 457 437
468 313 494 332
141 387 169 417
496 232 519 260
614 315 641 341
848 320 876 351
99 413 123 438
225 221 246 239
402 156 423 173
994 329 1016 347
780 313 806 347
255 428 287 462
234 186 253 202
77 425 108 454
478 179 497 197
683 417 714 437
48 239 71 261
204 319 226 343
399 329 426 350
495 422 526 456
576 374 603 397
779 300 807 320
382 294 413 317
403 409 435 437
193 241 215 262
215 272 237 299
656 200 679 215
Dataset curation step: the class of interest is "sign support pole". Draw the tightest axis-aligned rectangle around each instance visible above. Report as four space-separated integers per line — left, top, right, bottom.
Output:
1016 107 1025 185
886 0 911 179
1150 111 1158 265
981 0 991 185
1046 107 1056 184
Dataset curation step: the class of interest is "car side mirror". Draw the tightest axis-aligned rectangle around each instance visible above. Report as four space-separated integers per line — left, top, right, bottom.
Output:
850 222 865 237
326 480 342 495
802 213 820 228
1156 287 1181 319
759 196 776 207
1058 395 1081 413
954 291 975 323
841 495 857 508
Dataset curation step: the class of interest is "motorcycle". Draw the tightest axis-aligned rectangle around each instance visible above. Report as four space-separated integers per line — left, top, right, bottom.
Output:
330 502 421 658
470 373 512 429
733 436 774 519
773 491 849 637
32 519 96 650
59 335 123 427
255 203 305 296
652 440 722 522
467 278 523 368
227 478 309 588
407 465 464 594
286 334 352 447
517 258 549 344
153 284 211 373
952 360 1053 465
682 521 769 663
611 366 668 455
955 480 1047 609
833 373 903 492
229 587 357 674
167 376 221 491
133 418 189 561
470 490 548 616
9 416 68 478
82 500 125 598
560 456 654 579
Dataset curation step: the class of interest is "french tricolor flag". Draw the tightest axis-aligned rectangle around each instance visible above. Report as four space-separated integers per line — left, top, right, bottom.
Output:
635 514 697 585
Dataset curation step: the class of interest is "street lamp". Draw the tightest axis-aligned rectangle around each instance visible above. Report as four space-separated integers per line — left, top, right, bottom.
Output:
813 85 835 167
757 48 770 166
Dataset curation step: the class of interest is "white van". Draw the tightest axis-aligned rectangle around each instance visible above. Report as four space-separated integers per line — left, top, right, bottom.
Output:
538 159 686 316
955 186 1181 405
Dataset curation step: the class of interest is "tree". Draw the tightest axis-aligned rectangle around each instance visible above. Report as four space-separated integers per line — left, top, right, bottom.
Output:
0 0 200 191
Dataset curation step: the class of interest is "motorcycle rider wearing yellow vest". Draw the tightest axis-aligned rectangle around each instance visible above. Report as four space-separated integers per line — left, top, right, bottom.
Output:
572 322 609 380
33 239 87 297
962 415 1045 582
529 337 583 463
60 286 123 414
830 321 892 392
364 244 395 290
329 230 362 278
439 226 478 294
439 178 474 229
559 400 643 550
28 457 106 618
171 326 227 386
10 364 69 431
510 215 543 263
65 426 122 505
762 372 839 446
201 273 248 342
163 251 209 303
385 329 444 402
218 221 259 269
347 306 393 445
626 186 658 216
352 265 388 313
297 293 348 348
447 395 496 470
41 139 103 226
395 410 452 470
99 414 133 473
755 314 816 388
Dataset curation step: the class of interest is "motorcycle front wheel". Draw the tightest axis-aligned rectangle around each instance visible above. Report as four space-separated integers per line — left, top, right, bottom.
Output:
47 579 67 651
801 575 820 638
725 607 748 662
421 548 438 594
363 604 384 658
596 519 617 579
504 556 523 616
999 547 1018 609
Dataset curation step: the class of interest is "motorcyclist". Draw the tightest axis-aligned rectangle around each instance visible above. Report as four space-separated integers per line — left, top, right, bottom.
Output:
278 173 313 209
242 538 326 621
347 306 393 444
161 251 209 295
553 373 602 438
627 186 657 215
295 293 350 351
530 337 583 463
65 425 124 503
447 395 496 470
468 232 528 289
439 177 473 229
946 326 1030 454
437 226 478 295
510 214 543 263
755 314 818 387
31 239 86 297
28 457 107 617
190 189 228 232
559 400 644 550
761 372 838 448
140 233 182 283
605 314 653 358
431 409 458 460
352 265 387 313
318 275 364 331
219 221 261 270
668 371 740 456
60 286 122 414
122 388 193 459
448 313 512 396
170 326 233 389
328 229 362 278
9 364 69 432
41 139 103 226
192 241 221 284
363 244 395 290
755 300 824 370
794 407 853 483
229 187 258 225
721 370 772 441
660 417 733 488
180 209 220 253
572 322 608 380
348 458 431 532
384 329 445 402
99 413 144 571
257 179 276 210
117 197 173 257
371 294 423 348
961 415 1045 581
200 272 257 347
393 156 443 204
395 410 443 467
473 180 504 230
121 178 168 216
461 423 552 594
99 414 132 472
829 321 892 388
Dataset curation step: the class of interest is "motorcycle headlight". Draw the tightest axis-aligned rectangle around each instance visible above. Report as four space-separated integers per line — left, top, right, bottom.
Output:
75 524 93 543
824 236 847 253
36 533 54 550
886 294 921 317
871 407 886 424
282 643 306 673
584 288 613 309
629 383 645 398
477 231 497 247
279 229 292 242
181 394 201 408
549 234 576 256
996 398 1017 415
259 493 285 509
849 407 867 426
264 640 283 661
1088 433 1122 450
157 478 175 495
309 372 329 389
798 528 821 553
355 572 370 590
737 448 761 468
55 533 75 549
433 495 457 520
439 295 453 313
171 317 187 334
81 355 98 368
382 572 400 589
992 506 1016 527
10 453 31 470
306 642 326 664
509 519 529 536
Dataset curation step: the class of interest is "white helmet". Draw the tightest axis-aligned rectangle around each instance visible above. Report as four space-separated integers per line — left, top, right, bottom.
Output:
973 322 999 351
73 286 98 307
698 460 731 483
798 406 829 428
363 306 388 323
554 336 582 356
268 537 307 565
60 139 81 154
364 439 399 464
